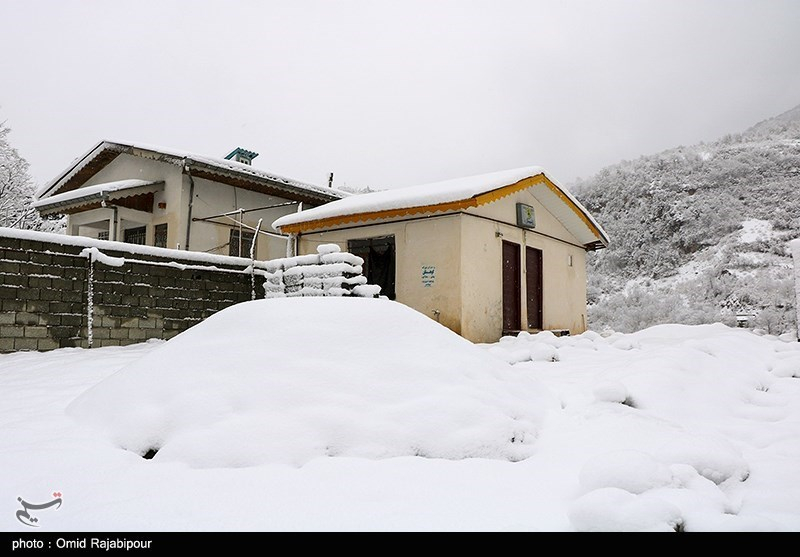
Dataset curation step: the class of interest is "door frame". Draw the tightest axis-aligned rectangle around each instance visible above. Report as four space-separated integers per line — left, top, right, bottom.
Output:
525 246 543 330
501 240 521 334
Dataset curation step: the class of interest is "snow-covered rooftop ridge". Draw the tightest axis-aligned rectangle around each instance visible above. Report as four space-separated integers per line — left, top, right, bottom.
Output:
272 166 545 229
35 140 349 201
0 227 264 268
31 179 158 209
272 166 609 245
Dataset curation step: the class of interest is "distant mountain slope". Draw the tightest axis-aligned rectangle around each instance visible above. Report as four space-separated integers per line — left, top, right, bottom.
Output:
574 104 800 334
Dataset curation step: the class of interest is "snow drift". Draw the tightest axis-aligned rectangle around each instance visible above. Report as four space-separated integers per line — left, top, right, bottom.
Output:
67 297 554 467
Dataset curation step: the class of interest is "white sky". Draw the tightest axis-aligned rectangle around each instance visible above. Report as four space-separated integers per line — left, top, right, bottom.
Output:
1 0 799 191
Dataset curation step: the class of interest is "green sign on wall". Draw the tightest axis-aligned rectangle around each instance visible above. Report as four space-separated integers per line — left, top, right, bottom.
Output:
516 203 536 229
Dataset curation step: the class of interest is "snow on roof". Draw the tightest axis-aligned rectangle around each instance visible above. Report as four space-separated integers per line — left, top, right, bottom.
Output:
272 166 610 247
31 179 160 209
35 140 348 202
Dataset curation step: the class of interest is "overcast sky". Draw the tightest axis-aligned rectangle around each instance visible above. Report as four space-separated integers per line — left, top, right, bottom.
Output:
2 0 799 191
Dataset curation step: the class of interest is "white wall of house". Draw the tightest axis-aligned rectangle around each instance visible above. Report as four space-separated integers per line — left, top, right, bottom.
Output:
188 177 301 260
66 154 181 247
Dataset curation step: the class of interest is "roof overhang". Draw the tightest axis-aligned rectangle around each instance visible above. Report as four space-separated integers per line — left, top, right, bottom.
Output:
33 180 164 216
183 158 340 206
35 140 345 208
276 173 610 249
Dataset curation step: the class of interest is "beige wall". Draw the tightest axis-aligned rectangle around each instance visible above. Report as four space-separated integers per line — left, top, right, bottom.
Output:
297 214 463 333
69 153 184 247
188 177 300 260
459 215 587 343
460 187 588 341
295 184 590 343
466 185 582 245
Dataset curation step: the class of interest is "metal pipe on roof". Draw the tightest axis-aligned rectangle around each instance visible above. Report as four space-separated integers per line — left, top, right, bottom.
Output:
190 201 298 223
184 165 196 251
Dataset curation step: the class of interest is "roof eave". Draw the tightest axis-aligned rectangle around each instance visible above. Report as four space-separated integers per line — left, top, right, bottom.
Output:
185 159 344 204
33 181 165 216
276 173 610 249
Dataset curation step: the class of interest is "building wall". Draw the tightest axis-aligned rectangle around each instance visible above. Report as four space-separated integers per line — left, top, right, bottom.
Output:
460 188 589 341
459 215 587 343
67 153 183 247
464 184 582 245
188 176 301 260
297 214 463 333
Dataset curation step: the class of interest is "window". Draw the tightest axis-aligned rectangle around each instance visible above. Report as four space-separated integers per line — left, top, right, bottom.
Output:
97 231 109 241
347 236 396 300
229 228 255 257
154 223 168 248
124 226 147 245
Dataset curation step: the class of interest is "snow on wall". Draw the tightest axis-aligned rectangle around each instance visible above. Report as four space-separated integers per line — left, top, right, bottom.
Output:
0 226 264 268
791 239 800 339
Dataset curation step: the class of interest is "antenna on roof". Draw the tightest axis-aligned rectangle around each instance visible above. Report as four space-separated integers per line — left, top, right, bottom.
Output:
328 172 334 188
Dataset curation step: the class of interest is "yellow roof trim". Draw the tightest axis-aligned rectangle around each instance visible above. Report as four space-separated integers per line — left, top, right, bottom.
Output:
278 198 478 233
539 176 605 242
279 173 604 244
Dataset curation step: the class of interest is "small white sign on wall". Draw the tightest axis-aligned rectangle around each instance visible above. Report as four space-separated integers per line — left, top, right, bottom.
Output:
421 265 436 287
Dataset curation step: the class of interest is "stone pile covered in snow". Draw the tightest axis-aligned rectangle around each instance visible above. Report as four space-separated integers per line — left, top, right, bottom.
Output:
67 298 554 467
261 244 380 298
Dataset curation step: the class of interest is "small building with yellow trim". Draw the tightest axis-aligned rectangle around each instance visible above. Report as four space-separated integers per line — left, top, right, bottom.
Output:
273 167 609 343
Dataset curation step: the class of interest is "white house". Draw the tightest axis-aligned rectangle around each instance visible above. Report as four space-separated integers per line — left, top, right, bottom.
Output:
33 141 346 260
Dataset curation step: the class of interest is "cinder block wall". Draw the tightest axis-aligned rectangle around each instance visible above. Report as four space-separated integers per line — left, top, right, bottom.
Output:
0 233 264 352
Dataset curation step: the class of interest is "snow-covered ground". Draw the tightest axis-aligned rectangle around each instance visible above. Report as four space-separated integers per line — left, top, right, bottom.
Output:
2 298 800 531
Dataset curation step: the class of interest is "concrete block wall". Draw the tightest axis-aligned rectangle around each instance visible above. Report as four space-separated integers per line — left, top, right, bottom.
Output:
0 231 264 351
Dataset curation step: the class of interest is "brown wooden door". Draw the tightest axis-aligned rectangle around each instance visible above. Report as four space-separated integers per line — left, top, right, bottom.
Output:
526 247 543 329
502 241 521 333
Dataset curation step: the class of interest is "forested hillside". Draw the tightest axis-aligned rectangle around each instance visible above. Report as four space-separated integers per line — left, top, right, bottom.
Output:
574 104 800 334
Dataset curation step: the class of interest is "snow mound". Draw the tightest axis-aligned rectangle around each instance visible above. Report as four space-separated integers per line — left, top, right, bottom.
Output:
771 358 800 378
593 381 629 404
655 435 749 485
569 488 683 532
579 450 673 494
68 298 554 467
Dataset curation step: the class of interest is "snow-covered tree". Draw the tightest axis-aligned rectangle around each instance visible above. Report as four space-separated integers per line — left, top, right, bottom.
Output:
0 120 63 232
578 103 800 335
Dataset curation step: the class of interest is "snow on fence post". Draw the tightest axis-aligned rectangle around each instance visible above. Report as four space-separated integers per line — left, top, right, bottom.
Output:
86 254 94 348
250 218 263 301
80 247 127 349
791 239 800 341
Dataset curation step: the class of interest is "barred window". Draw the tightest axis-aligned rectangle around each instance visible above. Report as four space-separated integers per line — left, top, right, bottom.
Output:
124 226 147 245
229 229 255 257
154 223 168 248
